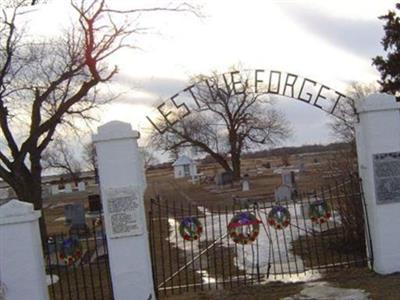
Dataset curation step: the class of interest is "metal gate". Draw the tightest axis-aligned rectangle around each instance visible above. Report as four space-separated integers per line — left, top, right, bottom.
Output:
148 176 370 296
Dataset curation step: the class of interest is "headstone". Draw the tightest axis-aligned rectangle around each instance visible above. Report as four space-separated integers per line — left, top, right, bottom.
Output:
78 181 86 192
69 203 87 233
282 173 292 186
275 185 292 202
64 204 74 224
215 171 233 186
64 183 72 193
88 194 102 212
241 174 250 191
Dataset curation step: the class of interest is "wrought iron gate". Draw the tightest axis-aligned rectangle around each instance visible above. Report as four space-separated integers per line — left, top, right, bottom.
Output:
148 176 370 296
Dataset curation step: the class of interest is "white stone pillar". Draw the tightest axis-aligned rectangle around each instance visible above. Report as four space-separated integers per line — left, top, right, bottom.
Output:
93 121 155 300
355 93 400 274
0 200 49 300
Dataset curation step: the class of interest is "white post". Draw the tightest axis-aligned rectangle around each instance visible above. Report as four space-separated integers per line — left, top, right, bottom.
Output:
0 200 49 300
355 93 400 274
93 121 155 300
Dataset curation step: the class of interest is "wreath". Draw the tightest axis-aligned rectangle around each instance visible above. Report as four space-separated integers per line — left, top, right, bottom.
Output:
179 217 203 241
309 200 332 224
228 212 261 245
267 206 291 230
59 237 82 266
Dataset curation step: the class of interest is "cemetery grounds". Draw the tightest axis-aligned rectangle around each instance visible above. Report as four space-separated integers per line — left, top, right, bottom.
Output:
41 155 399 299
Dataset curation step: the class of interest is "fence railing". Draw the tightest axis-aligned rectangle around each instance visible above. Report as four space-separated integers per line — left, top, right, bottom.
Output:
148 177 369 296
45 215 113 300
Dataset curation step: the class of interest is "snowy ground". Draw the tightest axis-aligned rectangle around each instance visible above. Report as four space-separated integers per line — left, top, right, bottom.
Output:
167 203 341 283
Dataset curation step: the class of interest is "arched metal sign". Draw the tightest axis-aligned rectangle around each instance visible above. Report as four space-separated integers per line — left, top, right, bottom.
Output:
146 69 350 133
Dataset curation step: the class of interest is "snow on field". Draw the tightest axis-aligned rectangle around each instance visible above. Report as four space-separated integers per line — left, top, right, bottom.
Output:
168 202 341 282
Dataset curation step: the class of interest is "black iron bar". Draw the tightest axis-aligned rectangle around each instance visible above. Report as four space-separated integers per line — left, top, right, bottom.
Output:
210 203 219 290
333 180 351 267
320 186 336 269
188 204 197 292
92 225 105 300
45 237 56 299
180 202 189 293
53 235 65 300
61 233 73 300
202 205 212 290
78 235 89 300
195 204 204 291
157 198 167 295
327 184 343 268
157 231 228 289
172 200 182 294
165 198 175 294
86 227 96 299
291 196 307 275
217 204 226 287
284 199 300 277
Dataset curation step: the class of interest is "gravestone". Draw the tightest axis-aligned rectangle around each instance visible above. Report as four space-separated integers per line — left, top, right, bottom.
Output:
274 185 292 202
282 171 296 187
69 203 88 235
241 174 250 191
64 204 74 224
88 194 102 212
215 171 233 186
78 181 86 192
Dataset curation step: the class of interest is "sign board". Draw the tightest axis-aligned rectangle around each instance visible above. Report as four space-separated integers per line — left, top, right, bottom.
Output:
373 151 400 205
105 186 143 238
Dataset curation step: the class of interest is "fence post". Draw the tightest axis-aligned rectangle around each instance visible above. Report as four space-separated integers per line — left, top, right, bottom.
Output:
355 93 400 274
93 121 155 300
0 200 49 300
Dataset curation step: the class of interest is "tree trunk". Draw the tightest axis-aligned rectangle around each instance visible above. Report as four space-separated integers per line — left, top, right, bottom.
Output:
231 152 241 180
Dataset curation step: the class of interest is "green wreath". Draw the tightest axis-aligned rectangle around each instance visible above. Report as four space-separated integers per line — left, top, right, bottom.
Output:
228 212 261 245
179 217 203 241
267 206 291 230
59 237 82 266
309 200 332 224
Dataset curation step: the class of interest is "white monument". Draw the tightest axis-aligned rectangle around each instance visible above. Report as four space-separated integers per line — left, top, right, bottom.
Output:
355 93 400 274
93 121 155 300
0 200 49 300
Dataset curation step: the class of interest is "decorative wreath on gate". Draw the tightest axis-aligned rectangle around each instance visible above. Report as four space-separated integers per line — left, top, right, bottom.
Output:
267 206 291 230
309 200 332 224
59 237 82 266
228 212 261 245
179 217 203 241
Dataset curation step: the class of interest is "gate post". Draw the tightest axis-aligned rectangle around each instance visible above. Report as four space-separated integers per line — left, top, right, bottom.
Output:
93 121 155 300
0 200 49 300
355 93 400 274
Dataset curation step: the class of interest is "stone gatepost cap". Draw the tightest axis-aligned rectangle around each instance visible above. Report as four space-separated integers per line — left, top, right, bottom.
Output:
0 199 41 225
93 121 140 143
356 93 400 113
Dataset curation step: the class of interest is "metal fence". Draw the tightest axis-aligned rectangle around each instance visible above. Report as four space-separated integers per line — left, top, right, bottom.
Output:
148 176 370 296
45 216 114 300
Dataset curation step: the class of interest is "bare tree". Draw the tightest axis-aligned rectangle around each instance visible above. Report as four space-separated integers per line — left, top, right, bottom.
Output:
42 139 82 185
326 82 379 178
139 146 158 169
83 141 96 172
151 69 291 179
0 0 198 239
329 82 379 144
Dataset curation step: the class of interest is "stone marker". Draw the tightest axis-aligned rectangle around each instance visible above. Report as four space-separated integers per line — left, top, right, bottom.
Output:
275 185 292 202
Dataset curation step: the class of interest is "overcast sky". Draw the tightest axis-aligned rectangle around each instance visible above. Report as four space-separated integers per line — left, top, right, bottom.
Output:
26 0 397 148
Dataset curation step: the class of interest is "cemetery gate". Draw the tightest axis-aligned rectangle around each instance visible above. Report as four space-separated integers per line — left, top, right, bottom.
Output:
148 176 371 296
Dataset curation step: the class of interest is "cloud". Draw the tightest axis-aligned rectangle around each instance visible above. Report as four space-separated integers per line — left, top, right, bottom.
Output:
111 74 188 106
277 3 385 59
